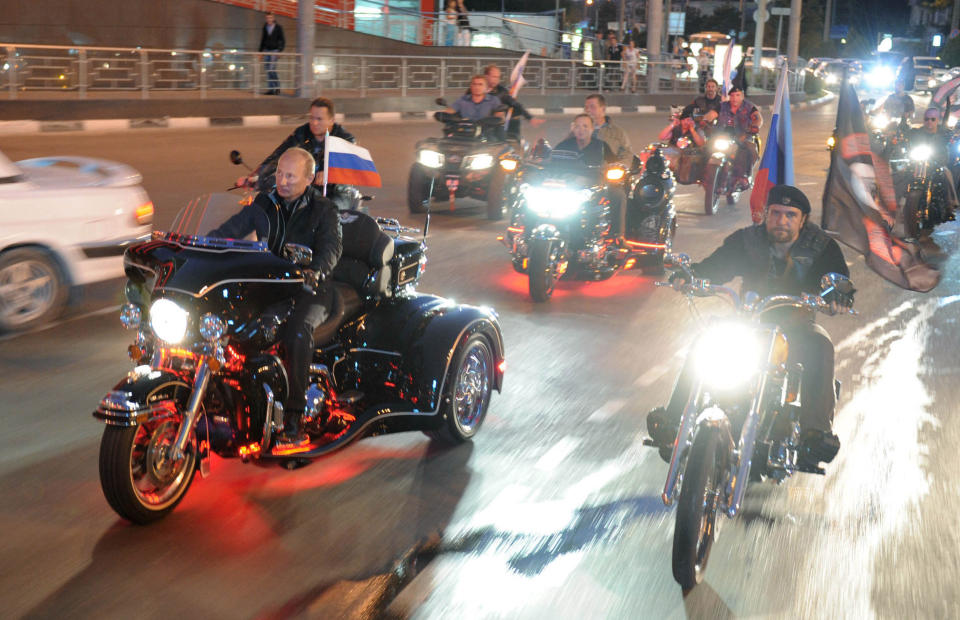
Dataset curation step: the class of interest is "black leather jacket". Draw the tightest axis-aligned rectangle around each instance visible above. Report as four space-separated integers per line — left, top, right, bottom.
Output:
208 185 343 277
693 222 849 299
256 122 356 188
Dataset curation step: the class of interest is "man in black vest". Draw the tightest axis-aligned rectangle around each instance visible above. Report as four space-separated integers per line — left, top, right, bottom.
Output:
647 185 854 470
211 147 342 450
259 11 285 95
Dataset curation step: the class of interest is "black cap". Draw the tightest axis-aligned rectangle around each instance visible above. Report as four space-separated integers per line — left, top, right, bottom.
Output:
728 85 744 94
766 184 810 215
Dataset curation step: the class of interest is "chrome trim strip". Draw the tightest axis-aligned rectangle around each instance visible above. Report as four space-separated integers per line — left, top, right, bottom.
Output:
348 347 403 357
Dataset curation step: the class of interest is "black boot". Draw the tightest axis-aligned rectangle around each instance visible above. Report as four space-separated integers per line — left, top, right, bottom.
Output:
797 429 840 472
274 409 310 450
646 406 678 463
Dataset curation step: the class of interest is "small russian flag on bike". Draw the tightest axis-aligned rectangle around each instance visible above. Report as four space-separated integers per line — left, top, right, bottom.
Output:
322 134 382 188
749 67 793 223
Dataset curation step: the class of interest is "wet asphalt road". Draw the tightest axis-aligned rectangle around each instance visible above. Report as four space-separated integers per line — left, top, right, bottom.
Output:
2 100 959 619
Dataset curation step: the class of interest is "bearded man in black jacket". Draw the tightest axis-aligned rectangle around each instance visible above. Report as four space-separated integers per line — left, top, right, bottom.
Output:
213 147 343 449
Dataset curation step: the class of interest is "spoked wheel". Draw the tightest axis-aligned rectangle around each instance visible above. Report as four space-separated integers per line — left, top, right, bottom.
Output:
426 334 494 444
672 426 726 590
702 164 722 216
0 248 68 332
528 238 563 302
99 402 197 524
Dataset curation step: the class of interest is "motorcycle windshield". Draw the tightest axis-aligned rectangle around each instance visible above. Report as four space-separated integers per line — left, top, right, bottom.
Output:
125 193 304 298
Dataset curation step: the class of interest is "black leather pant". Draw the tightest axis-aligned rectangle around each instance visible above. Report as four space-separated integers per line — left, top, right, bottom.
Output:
282 285 332 411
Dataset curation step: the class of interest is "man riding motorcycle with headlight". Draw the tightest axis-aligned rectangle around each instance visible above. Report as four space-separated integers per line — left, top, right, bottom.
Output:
717 85 763 191
882 77 915 123
238 97 359 210
213 147 343 450
554 113 626 242
647 185 853 471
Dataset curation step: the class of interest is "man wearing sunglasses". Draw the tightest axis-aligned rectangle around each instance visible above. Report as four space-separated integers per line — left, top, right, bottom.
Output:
908 107 959 216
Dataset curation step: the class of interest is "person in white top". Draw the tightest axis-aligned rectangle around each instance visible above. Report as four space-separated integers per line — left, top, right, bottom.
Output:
621 40 640 93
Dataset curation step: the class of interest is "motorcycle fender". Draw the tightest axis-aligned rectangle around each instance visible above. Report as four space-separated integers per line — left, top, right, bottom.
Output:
695 406 735 451
342 294 505 413
530 223 561 242
93 369 212 477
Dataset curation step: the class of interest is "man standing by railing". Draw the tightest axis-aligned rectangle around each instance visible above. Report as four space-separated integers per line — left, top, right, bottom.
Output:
259 12 285 95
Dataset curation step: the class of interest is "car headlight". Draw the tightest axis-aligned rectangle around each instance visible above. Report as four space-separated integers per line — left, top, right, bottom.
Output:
870 113 890 130
120 303 142 330
465 153 494 170
198 313 226 342
910 144 932 161
150 299 189 344
417 150 444 169
694 323 762 389
522 185 591 219
712 138 730 152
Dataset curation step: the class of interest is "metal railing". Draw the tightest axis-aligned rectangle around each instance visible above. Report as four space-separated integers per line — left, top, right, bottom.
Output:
0 44 805 100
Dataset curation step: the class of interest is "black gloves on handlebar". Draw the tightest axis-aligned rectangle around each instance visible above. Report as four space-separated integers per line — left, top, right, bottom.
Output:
822 283 856 312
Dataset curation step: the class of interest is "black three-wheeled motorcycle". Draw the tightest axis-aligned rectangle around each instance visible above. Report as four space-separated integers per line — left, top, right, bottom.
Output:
94 194 505 524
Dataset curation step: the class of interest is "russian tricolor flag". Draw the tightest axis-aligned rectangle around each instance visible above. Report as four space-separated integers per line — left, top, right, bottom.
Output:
749 68 793 223
322 134 382 188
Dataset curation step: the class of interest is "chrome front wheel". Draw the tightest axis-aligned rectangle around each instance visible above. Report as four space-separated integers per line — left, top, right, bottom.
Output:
99 408 197 524
427 334 494 444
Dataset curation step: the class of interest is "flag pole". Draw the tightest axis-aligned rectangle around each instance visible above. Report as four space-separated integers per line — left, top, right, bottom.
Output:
322 130 330 197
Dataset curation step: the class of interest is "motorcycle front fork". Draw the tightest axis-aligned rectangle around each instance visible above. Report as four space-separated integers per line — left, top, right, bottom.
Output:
169 358 211 462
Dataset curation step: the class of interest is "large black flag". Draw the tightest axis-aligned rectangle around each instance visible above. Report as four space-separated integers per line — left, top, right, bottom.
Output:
821 80 940 292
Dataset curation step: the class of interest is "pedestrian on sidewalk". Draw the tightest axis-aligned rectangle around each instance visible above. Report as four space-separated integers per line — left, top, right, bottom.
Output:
259 11 285 95
443 0 458 46
456 0 472 46
621 39 640 93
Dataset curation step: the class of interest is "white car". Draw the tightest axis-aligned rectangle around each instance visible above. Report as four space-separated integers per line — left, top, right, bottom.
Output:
0 150 152 331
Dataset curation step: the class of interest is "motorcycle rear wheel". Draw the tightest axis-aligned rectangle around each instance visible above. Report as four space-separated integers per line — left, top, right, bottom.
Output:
99 414 197 525
703 164 722 216
426 334 494 444
672 426 725 590
528 238 560 302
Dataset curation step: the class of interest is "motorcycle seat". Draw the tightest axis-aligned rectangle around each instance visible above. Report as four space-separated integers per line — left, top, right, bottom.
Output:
332 209 395 299
311 282 362 345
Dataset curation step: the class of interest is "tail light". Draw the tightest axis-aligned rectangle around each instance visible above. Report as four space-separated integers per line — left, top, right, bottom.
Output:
135 201 154 225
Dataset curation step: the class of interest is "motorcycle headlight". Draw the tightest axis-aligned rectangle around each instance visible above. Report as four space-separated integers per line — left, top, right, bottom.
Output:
522 185 591 219
825 74 838 85
712 138 730 152
199 313 226 342
694 323 763 389
417 150 444 169
928 78 937 88
826 135 836 149
910 144 932 161
119 303 142 329
465 153 494 170
870 113 890 130
150 299 189 344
